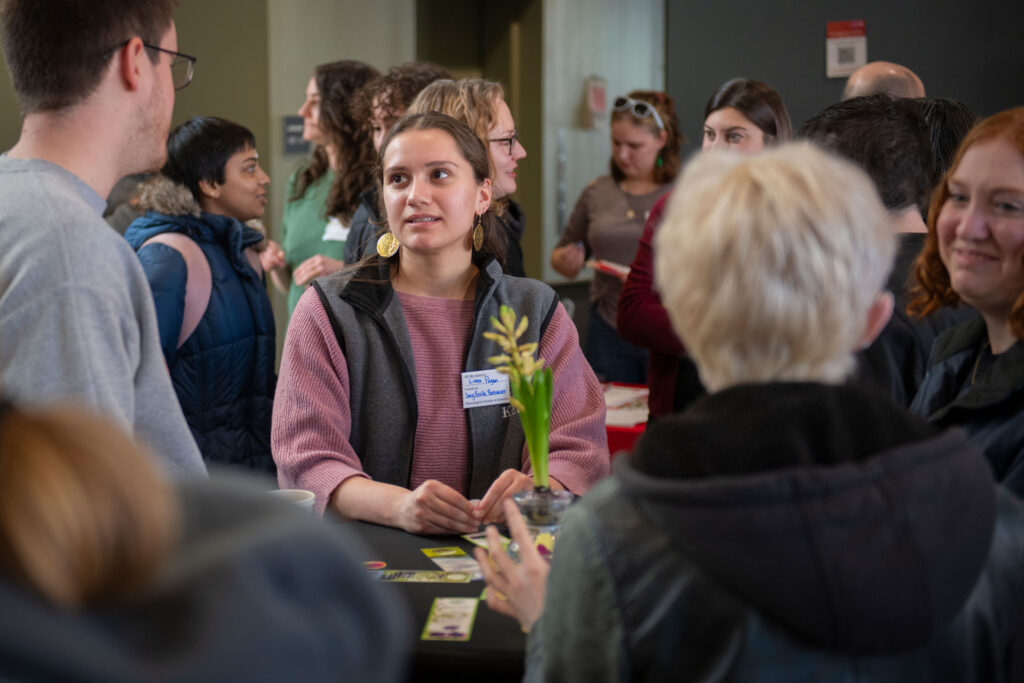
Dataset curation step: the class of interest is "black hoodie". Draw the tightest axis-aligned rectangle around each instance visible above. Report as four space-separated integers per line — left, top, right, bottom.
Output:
527 383 1024 682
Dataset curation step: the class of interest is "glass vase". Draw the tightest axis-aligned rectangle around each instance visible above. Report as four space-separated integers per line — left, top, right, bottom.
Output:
507 487 575 562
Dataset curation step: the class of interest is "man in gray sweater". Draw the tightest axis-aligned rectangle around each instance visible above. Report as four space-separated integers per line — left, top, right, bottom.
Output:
0 0 205 477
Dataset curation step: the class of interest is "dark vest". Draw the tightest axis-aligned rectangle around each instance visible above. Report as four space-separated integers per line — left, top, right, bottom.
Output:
312 257 558 498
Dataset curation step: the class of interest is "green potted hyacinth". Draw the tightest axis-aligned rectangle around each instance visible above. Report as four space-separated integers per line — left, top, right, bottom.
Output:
485 305 574 556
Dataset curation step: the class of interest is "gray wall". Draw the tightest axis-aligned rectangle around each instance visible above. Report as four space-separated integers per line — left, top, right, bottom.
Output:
666 0 1024 151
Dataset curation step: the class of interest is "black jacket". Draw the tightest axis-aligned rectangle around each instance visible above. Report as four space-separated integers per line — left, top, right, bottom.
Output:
528 382 1024 682
911 315 1024 498
343 185 383 265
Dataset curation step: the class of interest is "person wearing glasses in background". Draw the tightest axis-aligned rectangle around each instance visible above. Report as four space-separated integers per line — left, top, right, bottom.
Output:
0 0 206 478
408 78 530 276
551 91 683 383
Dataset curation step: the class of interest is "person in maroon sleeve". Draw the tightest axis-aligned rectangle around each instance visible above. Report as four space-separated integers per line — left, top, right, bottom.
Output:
619 78 792 417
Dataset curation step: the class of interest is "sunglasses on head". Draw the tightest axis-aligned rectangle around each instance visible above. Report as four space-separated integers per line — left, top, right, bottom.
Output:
613 96 665 131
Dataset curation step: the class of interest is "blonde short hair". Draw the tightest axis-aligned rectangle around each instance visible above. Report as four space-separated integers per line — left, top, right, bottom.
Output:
654 142 894 391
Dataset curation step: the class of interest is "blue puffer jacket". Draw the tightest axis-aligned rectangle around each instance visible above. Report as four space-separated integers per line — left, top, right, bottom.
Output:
124 177 276 473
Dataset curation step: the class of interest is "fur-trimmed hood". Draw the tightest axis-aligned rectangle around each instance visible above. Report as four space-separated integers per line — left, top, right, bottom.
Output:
136 174 267 240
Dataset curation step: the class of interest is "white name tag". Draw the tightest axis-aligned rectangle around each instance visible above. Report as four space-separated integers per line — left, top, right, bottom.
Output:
322 216 350 242
461 369 510 409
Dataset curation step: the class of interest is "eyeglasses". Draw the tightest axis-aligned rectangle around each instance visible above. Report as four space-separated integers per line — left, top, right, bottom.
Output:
107 40 196 91
613 96 665 131
489 131 519 155
142 43 197 91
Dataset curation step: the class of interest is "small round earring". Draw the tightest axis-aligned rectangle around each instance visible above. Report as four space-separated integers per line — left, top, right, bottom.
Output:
472 215 484 251
376 231 400 258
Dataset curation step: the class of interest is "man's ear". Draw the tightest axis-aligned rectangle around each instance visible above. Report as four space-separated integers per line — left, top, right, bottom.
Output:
859 291 894 349
198 179 221 199
119 37 147 92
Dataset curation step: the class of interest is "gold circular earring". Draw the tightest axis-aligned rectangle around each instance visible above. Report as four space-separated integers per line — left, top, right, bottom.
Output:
472 215 484 251
376 231 400 258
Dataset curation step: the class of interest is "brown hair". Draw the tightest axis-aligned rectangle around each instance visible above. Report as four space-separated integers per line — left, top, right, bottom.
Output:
610 89 683 185
908 106 1024 338
705 78 793 144
0 402 178 607
291 60 379 223
1 0 178 113
354 112 504 272
353 62 452 134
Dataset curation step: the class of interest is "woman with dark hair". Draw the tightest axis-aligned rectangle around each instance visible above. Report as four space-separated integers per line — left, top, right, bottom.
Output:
551 90 682 383
343 62 451 264
0 399 408 681
618 78 791 417
277 60 379 315
124 116 276 472
272 112 608 533
910 106 1024 498
702 77 792 151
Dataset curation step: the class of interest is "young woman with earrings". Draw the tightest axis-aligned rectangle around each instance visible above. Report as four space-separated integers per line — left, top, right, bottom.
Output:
551 90 682 383
272 113 609 534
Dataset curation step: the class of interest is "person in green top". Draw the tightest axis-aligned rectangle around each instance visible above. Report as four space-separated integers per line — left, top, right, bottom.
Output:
272 60 378 316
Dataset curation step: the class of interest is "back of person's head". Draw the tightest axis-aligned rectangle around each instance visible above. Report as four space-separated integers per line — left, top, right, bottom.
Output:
841 61 925 100
909 107 1024 329
0 0 177 113
799 94 932 213
610 89 683 184
162 116 256 202
354 62 452 134
0 399 177 608
655 143 894 391
704 78 793 143
916 97 978 193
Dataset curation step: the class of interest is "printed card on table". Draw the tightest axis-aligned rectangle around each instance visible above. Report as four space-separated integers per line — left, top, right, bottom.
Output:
370 569 472 583
421 597 479 641
421 546 467 558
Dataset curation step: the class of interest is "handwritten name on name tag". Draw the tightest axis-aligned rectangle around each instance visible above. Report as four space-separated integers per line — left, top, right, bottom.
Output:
461 369 510 409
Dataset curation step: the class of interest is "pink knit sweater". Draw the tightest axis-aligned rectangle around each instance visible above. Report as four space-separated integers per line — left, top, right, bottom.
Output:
272 287 610 513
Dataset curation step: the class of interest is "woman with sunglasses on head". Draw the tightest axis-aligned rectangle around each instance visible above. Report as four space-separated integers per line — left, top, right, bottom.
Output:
407 78 529 276
274 60 379 317
272 113 609 534
910 107 1024 499
618 78 791 417
551 90 682 384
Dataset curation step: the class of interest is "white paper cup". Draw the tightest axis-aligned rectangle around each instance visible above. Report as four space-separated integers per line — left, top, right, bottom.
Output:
269 488 316 511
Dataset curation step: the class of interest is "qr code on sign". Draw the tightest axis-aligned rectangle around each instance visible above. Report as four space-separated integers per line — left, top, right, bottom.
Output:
838 46 855 64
